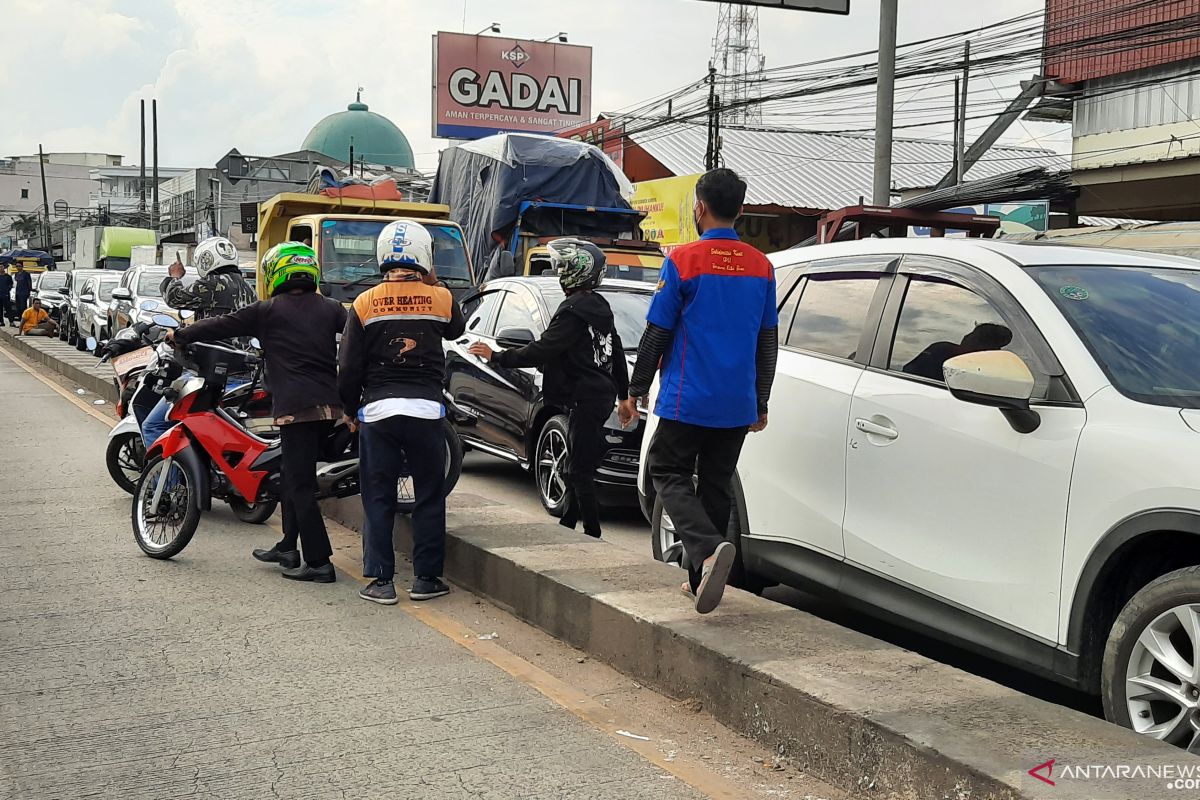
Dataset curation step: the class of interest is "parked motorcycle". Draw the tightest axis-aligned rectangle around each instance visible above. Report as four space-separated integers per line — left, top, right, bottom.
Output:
131 341 463 559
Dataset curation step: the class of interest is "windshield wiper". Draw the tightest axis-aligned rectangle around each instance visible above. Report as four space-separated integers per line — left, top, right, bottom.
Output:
333 273 383 292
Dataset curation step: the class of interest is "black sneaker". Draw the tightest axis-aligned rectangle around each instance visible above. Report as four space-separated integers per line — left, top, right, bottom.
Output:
252 547 300 569
410 577 450 601
359 579 399 605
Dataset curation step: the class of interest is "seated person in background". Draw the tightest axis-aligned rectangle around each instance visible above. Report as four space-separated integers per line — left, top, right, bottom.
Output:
904 322 1013 382
20 299 57 337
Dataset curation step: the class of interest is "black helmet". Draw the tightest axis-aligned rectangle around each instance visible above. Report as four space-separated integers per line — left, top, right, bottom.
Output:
547 238 606 291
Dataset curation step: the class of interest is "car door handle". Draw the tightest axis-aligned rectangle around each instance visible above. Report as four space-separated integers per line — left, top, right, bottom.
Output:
855 418 898 440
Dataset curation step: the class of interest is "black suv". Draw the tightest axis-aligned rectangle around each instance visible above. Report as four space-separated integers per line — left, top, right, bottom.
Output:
445 276 652 515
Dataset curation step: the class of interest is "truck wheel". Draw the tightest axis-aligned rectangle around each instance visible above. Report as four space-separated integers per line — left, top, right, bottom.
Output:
1102 566 1200 750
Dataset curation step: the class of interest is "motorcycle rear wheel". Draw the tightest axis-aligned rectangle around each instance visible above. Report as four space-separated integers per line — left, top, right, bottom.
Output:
106 431 144 495
228 497 277 524
132 455 200 559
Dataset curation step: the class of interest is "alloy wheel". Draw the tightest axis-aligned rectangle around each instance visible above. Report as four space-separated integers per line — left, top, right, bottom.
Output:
1124 603 1200 752
536 427 568 508
658 510 684 566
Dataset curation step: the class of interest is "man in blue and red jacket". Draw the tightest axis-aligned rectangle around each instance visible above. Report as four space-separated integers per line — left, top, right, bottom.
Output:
619 168 778 615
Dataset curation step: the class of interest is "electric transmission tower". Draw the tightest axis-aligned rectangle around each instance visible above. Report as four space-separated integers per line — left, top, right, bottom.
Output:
712 3 766 127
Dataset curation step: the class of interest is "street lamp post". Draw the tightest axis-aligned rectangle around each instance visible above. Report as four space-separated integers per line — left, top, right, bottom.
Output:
872 0 898 207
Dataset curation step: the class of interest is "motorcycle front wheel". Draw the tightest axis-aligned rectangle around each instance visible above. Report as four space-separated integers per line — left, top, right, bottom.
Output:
132 455 200 559
105 431 144 495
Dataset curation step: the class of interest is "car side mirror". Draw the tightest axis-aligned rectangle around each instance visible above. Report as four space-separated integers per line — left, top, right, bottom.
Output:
944 351 1041 434
496 327 536 349
80 292 95 303
111 287 133 301
57 287 69 295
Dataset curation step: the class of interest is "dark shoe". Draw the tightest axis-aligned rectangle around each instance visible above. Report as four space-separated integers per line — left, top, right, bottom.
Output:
253 547 301 569
281 563 336 583
694 541 735 615
359 579 399 605
409 577 450 601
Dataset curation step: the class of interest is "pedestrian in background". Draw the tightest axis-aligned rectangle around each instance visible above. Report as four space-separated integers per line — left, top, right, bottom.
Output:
339 221 466 606
0 269 13 326
619 168 779 615
20 298 56 336
12 264 32 321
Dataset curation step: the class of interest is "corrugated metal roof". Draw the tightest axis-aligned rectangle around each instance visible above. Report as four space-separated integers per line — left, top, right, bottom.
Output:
629 124 1067 210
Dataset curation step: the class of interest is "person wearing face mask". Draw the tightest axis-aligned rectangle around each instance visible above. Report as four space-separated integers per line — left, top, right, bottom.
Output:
617 168 778 615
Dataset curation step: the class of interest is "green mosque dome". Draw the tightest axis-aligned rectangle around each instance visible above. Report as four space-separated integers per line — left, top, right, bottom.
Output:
302 95 414 169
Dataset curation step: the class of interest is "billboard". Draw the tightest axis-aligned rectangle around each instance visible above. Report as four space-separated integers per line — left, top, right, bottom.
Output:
433 32 593 140
911 202 1050 237
632 174 703 251
693 0 849 13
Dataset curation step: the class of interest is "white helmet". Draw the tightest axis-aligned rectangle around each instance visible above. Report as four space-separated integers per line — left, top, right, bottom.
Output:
376 220 433 276
193 236 240 278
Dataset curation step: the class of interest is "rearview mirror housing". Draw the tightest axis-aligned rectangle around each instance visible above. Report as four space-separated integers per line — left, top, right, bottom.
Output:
111 287 133 301
496 327 536 349
944 350 1040 433
79 292 95 303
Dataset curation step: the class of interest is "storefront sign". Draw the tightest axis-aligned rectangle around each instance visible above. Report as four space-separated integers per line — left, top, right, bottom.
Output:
632 174 703 251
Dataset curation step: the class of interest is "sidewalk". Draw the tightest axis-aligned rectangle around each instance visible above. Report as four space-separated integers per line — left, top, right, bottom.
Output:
0 348 710 799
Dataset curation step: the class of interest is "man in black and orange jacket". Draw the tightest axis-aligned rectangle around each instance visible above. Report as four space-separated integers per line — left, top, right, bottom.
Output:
339 221 466 606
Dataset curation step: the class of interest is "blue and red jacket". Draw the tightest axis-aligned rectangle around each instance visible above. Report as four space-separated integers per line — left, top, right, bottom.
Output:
642 228 777 428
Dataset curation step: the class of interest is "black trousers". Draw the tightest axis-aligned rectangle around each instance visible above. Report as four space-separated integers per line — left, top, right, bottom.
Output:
276 420 334 567
560 398 613 538
360 414 446 581
13 293 28 321
647 418 748 590
0 294 12 324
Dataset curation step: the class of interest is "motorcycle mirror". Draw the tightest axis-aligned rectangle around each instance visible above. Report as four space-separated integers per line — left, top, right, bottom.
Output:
85 336 97 351
180 310 195 319
139 299 158 311
249 337 261 350
152 314 179 329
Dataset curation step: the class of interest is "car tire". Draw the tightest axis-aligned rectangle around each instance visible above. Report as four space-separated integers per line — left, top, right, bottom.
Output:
1101 565 1200 750
649 476 772 595
534 414 571 517
92 328 106 356
58 316 68 341
74 321 87 351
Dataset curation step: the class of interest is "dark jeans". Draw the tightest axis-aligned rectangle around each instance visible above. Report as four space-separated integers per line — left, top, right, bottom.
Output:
560 399 613 537
360 414 446 581
648 418 748 590
0 294 12 324
275 420 334 567
14 294 29 321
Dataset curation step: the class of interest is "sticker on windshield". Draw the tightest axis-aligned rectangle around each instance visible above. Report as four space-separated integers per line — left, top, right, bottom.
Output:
1059 285 1089 301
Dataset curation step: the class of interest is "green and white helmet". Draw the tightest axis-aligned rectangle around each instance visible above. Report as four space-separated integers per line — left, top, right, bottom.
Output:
547 238 607 291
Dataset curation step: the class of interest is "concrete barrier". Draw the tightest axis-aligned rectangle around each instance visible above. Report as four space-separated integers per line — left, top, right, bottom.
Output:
0 326 116 402
7 325 1189 799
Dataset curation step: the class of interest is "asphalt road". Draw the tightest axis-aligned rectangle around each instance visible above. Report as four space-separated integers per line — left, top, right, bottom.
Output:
456 451 1103 718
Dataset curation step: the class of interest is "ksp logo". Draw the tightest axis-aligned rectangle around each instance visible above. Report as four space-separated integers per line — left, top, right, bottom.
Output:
1029 759 1056 786
501 43 530 69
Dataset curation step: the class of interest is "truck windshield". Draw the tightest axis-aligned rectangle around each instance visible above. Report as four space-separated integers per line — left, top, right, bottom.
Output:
1029 264 1200 408
318 219 473 301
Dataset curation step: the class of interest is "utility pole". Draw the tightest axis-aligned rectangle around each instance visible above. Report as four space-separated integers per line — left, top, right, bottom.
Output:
139 100 147 216
152 99 160 233
872 0 898 206
38 145 51 251
957 41 970 185
705 64 717 170
953 77 963 184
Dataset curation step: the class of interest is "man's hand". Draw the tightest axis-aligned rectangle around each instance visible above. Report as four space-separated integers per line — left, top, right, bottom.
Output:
749 413 768 433
342 414 358 433
468 342 495 361
421 268 439 286
617 397 641 428
164 329 176 344
167 257 185 279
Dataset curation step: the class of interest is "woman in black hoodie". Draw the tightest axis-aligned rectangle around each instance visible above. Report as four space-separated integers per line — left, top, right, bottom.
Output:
470 239 628 538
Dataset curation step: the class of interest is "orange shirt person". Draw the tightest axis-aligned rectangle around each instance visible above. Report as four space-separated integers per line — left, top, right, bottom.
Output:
20 299 55 336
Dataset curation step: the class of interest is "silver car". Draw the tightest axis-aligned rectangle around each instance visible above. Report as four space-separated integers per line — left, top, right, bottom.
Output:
31 271 69 322
108 265 198 334
61 269 109 345
75 274 121 354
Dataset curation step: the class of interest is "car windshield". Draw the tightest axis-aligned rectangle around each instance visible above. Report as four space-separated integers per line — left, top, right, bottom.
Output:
38 273 67 291
96 279 119 302
542 288 652 349
1030 264 1200 408
318 219 473 301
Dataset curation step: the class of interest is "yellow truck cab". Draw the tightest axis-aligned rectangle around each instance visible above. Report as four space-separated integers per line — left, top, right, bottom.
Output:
256 193 476 303
522 238 663 284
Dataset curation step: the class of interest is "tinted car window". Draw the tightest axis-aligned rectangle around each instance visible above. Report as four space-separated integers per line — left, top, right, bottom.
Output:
466 291 502 334
495 290 538 333
786 275 879 359
541 288 652 348
890 278 1011 380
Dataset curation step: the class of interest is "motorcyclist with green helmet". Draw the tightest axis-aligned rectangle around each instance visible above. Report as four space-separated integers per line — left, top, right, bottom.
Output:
170 242 348 584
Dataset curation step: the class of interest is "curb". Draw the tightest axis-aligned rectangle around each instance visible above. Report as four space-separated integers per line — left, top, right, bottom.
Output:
0 327 116 402
322 493 1189 800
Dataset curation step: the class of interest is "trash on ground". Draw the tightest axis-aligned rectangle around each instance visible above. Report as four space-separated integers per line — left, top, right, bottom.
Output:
92 399 105 405
615 730 650 741
477 632 499 640
75 389 86 395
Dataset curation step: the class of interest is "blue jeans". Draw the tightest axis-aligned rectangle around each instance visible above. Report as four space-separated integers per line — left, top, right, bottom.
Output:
141 374 247 449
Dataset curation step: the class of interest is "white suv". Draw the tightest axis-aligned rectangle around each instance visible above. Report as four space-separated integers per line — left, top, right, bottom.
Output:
639 238 1200 749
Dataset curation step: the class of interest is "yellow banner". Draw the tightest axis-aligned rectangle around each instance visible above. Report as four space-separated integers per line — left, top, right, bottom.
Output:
631 174 702 251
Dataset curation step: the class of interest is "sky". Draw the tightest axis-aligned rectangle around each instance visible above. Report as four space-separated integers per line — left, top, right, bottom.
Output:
0 0 1065 173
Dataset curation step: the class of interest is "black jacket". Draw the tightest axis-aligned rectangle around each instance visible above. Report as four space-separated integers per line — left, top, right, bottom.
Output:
0 272 12 298
494 291 629 407
339 276 467 414
13 271 32 297
174 290 348 419
161 267 256 320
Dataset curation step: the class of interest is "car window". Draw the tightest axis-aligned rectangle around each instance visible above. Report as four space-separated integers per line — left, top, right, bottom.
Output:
495 290 538 334
466 291 502 335
785 274 880 360
542 287 652 347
